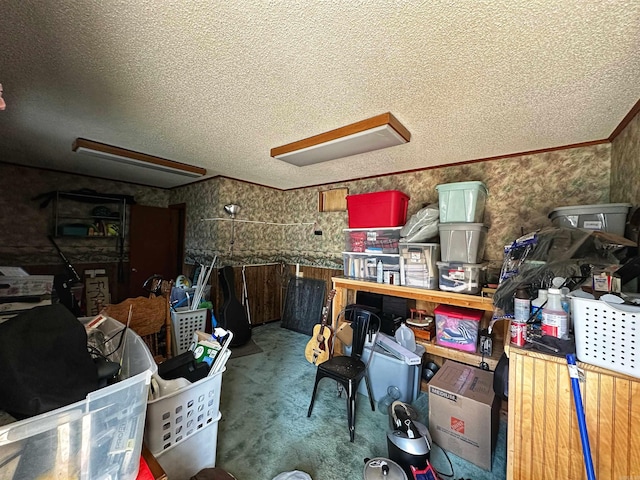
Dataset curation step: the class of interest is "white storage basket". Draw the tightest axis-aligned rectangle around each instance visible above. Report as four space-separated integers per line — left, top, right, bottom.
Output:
171 307 208 355
144 367 225 455
155 412 222 480
571 294 640 378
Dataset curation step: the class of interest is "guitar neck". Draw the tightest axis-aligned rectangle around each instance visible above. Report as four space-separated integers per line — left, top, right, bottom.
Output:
319 290 336 328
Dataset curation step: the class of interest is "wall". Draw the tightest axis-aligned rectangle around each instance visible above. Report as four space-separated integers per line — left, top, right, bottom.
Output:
0 163 170 266
610 109 640 206
172 144 612 268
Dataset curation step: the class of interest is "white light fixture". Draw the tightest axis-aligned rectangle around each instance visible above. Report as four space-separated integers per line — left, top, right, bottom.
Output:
270 112 410 167
72 138 206 178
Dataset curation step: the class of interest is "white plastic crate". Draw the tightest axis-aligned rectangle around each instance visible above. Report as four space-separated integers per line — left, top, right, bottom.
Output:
171 307 207 355
155 412 221 480
0 316 156 480
144 367 225 455
571 294 640 378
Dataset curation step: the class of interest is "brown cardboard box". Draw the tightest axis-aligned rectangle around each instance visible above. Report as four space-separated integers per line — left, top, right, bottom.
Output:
428 360 499 470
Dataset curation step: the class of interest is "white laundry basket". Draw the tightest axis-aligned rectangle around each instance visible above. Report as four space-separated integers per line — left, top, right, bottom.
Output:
171 307 208 355
571 294 640 378
144 367 225 455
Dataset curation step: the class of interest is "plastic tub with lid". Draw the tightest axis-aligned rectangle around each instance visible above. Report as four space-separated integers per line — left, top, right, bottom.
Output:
548 203 631 236
436 180 488 223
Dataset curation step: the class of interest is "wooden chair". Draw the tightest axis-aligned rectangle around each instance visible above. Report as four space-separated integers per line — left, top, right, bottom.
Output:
102 295 172 363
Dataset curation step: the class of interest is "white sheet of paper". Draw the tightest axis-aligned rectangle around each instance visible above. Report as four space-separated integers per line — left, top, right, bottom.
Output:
0 266 29 276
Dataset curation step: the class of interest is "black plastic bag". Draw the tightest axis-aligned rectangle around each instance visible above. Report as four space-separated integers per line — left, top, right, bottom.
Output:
0 304 98 419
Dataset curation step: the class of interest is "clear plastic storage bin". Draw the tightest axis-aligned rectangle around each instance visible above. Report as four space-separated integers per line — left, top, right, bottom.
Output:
399 243 440 289
343 252 400 282
434 304 483 352
436 261 487 294
439 223 488 263
344 227 402 254
436 181 488 223
0 317 156 480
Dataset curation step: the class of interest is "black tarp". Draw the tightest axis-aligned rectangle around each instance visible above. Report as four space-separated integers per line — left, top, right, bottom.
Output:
280 277 326 336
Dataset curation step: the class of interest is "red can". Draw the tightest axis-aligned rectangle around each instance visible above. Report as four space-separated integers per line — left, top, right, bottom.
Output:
510 321 527 347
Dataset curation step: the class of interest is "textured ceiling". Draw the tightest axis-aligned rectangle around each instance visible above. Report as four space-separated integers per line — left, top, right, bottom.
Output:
0 1 639 189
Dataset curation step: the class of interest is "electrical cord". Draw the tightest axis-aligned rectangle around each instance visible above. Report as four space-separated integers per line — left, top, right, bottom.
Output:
87 326 127 358
431 440 455 478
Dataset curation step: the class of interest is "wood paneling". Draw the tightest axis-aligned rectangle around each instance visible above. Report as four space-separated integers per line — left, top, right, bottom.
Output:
507 349 640 480
208 264 341 326
210 264 284 326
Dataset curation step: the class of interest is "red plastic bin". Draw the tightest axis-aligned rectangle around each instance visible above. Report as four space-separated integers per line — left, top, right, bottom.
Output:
346 190 410 228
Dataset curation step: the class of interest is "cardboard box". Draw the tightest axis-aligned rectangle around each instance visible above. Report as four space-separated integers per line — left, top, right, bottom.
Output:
428 360 499 470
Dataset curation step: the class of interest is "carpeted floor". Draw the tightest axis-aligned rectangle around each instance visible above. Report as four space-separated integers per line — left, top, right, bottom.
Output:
216 321 507 480
229 338 264 358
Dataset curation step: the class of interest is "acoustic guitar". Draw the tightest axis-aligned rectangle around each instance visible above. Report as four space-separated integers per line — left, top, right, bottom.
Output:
304 289 336 365
218 266 252 347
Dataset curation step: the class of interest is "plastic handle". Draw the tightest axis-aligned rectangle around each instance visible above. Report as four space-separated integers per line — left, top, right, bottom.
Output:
566 354 596 480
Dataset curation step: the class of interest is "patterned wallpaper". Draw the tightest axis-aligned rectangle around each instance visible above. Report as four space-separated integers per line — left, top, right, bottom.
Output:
7 114 638 272
173 143 613 269
0 164 170 265
611 110 640 205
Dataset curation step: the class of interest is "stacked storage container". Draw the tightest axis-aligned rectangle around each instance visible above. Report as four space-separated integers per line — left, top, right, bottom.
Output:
435 181 488 294
344 190 410 284
399 242 440 289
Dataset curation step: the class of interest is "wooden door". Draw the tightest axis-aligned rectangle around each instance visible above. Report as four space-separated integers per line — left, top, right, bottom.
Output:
129 205 182 298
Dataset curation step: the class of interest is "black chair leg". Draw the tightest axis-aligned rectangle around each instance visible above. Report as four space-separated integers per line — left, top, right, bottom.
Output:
347 381 356 442
307 376 321 417
364 375 375 411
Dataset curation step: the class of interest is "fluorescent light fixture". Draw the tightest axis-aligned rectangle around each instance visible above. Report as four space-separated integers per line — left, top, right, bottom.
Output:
72 138 206 178
271 112 410 167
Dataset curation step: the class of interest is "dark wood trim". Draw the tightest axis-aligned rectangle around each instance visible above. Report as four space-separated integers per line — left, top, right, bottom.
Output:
73 138 206 176
270 112 410 158
609 98 640 141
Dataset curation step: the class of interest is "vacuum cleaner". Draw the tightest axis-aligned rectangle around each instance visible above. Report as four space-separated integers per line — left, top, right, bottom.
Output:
387 401 432 478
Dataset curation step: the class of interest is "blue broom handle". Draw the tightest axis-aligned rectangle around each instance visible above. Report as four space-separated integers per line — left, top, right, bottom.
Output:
567 354 596 480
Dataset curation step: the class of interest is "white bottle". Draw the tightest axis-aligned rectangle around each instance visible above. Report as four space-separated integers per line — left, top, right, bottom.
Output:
514 287 531 322
376 260 384 283
530 289 548 323
395 322 416 353
541 288 568 339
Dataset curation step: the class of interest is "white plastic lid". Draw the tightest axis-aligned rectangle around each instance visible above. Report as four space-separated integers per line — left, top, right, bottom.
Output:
548 288 561 294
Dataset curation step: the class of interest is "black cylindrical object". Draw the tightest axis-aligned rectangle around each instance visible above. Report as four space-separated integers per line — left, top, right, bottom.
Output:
386 421 431 478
